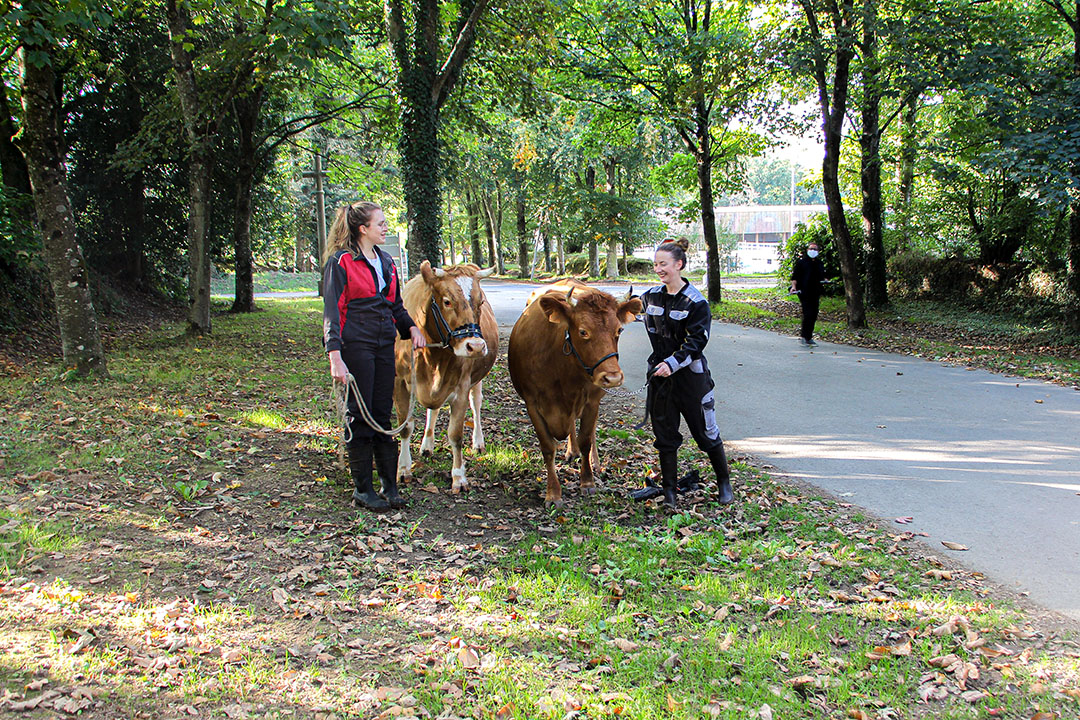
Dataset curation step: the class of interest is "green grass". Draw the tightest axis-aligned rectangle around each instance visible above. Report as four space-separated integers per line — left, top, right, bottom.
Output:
0 513 82 579
209 271 318 295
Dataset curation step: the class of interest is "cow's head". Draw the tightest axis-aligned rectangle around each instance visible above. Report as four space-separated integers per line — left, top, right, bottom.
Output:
539 286 642 388
419 261 494 358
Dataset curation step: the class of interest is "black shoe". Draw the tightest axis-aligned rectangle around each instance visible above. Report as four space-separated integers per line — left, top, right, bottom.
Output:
374 441 406 509
348 443 390 512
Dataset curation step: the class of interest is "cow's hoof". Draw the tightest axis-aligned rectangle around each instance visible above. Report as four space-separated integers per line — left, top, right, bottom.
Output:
544 497 565 508
580 485 597 497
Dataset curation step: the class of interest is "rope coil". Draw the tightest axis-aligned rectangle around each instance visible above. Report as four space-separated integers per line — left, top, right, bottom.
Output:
333 346 420 443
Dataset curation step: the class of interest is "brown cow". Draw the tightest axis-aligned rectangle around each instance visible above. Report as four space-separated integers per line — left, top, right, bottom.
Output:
394 262 498 493
508 280 641 505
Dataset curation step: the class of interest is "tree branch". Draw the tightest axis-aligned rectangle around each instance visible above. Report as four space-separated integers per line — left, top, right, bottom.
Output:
432 0 492 108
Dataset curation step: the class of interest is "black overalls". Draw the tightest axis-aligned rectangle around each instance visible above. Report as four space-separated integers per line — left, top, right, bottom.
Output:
640 281 723 454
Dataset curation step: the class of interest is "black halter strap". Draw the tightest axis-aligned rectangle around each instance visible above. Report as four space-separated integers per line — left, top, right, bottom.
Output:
563 330 618 377
428 296 484 347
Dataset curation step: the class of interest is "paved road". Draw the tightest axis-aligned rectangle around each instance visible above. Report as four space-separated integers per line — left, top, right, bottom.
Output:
482 280 1080 626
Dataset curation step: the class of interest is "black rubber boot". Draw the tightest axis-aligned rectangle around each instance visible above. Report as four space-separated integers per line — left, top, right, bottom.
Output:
348 442 389 512
659 451 679 510
374 441 405 509
707 445 734 505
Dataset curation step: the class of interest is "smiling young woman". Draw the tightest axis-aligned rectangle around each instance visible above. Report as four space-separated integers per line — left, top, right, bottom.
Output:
640 237 734 510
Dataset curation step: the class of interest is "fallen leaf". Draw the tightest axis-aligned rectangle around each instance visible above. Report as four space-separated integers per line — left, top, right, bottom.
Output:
457 647 480 668
613 638 639 652
924 569 953 580
942 541 969 551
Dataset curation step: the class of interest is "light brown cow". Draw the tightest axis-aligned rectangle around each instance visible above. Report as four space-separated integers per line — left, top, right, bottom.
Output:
394 262 498 493
508 280 641 505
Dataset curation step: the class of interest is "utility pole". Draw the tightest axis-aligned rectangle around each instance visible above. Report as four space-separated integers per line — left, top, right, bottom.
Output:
303 153 328 295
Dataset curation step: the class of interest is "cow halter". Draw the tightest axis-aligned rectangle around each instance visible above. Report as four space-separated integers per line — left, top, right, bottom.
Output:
563 330 618 377
427 295 484 348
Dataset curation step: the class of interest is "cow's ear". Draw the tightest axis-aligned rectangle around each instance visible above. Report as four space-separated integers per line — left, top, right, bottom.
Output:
538 295 571 325
617 298 643 324
420 260 436 283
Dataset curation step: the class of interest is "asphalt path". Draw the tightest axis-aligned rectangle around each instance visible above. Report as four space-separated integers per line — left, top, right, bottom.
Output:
253 278 1080 624
479 279 1080 626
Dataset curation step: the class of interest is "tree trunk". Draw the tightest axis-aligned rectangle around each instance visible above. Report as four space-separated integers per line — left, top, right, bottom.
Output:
122 171 147 289
585 166 599 276
467 191 482 265
895 96 918 252
543 229 552 272
481 191 496 270
860 0 888 309
516 195 527 277
696 123 722 304
185 147 214 332
19 38 106 376
605 160 618 279
493 184 505 274
1067 199 1080 332
166 0 214 335
231 86 264 314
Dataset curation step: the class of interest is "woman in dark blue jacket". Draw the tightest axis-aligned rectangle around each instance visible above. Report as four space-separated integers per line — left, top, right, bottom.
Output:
323 202 426 511
641 237 734 510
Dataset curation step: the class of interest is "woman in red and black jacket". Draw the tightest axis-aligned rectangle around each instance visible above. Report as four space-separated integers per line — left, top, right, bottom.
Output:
323 202 426 512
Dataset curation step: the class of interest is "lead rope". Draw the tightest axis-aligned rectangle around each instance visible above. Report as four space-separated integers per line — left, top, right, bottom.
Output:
333 346 420 445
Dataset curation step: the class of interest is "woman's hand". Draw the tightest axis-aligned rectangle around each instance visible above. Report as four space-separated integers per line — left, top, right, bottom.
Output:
410 326 427 350
653 361 672 378
328 350 349 383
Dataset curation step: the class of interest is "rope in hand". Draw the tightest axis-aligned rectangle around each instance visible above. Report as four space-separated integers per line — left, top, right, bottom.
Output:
333 345 420 442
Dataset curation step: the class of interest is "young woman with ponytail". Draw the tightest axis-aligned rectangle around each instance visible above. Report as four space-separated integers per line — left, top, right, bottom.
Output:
322 202 426 511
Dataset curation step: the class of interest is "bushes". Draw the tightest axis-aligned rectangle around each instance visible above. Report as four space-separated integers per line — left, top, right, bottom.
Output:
887 253 1070 321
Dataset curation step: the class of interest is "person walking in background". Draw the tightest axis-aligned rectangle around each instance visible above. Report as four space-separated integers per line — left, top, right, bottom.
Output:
790 241 826 347
641 237 734 511
323 202 426 512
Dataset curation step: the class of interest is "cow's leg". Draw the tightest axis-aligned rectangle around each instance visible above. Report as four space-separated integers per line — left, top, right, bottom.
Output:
447 389 470 493
469 381 485 453
420 407 439 455
524 403 563 507
392 375 415 481
564 423 580 462
577 401 601 496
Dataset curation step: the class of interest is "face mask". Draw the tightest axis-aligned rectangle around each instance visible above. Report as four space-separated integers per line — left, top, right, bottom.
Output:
807 249 819 258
